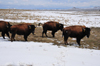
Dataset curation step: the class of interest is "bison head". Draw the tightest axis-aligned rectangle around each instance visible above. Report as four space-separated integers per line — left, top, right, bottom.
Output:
83 27 91 38
58 24 64 31
6 23 12 32
28 25 36 35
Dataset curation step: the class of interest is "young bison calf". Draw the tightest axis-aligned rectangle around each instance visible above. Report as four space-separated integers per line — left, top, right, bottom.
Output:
62 25 91 46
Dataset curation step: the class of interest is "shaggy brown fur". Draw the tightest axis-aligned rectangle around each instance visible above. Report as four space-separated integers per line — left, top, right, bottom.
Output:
62 25 91 46
39 21 64 37
0 21 12 39
10 23 36 41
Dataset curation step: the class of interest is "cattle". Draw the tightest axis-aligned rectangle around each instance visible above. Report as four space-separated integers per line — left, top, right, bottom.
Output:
39 21 64 37
10 23 36 42
0 21 12 39
62 25 91 46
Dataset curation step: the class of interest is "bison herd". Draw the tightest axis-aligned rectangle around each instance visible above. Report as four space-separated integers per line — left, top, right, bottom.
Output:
0 21 91 46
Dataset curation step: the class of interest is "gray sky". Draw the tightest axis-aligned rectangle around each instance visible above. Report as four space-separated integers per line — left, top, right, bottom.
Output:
0 0 100 9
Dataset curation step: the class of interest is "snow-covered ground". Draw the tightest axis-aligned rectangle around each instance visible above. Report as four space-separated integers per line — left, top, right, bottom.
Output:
0 11 100 27
0 10 100 66
0 37 100 66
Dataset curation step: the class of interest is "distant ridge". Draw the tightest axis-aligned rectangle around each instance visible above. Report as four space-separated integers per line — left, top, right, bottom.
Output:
93 6 100 9
69 6 100 11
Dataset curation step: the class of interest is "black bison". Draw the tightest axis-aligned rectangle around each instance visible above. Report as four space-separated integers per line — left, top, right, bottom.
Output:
0 21 12 39
62 25 91 46
39 21 64 37
10 23 36 41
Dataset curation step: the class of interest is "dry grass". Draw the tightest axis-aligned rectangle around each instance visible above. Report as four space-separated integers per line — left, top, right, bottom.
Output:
0 22 100 50
0 9 100 50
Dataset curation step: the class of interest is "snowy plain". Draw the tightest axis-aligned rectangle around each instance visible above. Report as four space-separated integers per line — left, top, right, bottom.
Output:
0 10 100 66
0 37 100 66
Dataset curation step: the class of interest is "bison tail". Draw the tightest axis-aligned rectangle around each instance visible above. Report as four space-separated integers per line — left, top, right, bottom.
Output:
62 32 64 37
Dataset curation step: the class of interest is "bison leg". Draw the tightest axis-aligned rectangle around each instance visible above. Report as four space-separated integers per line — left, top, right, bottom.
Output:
64 36 68 45
11 33 15 42
45 30 48 37
52 31 55 37
6 32 10 38
76 38 81 46
42 30 48 37
42 31 44 37
2 32 5 39
24 35 28 41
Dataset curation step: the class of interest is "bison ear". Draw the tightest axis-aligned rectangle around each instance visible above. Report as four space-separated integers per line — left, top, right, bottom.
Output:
59 24 62 27
28 25 31 29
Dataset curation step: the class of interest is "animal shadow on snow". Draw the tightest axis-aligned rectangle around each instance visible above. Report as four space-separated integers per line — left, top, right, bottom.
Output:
66 43 79 47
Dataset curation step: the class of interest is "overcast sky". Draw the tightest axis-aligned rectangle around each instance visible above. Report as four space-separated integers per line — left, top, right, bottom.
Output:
0 0 100 9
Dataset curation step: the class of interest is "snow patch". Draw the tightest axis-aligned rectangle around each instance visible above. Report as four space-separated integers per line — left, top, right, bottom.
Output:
0 38 100 66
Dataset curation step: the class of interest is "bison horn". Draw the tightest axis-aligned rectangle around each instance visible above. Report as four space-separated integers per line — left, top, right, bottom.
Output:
28 25 31 29
82 28 85 32
84 29 85 32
